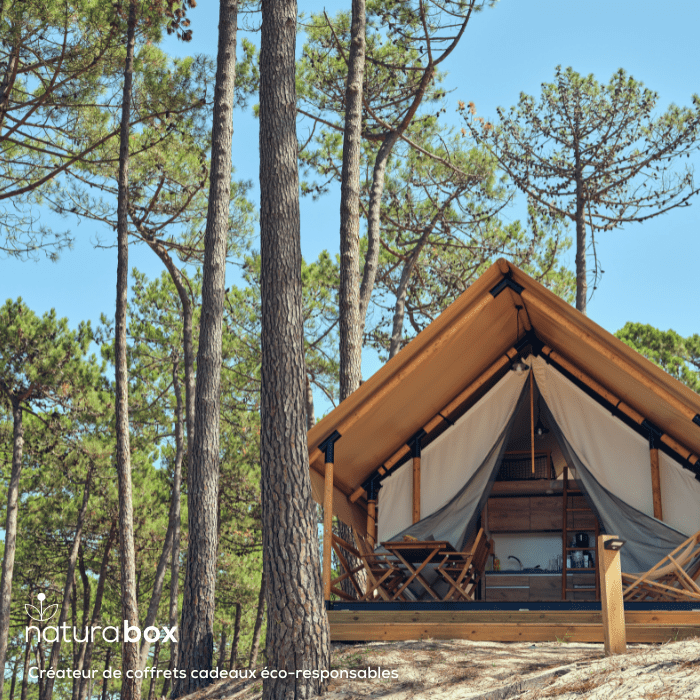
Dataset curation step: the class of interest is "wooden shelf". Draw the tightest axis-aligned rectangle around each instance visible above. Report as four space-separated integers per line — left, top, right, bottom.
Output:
562 469 600 602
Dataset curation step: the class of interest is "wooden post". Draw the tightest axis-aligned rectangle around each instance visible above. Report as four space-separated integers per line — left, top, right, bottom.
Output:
412 457 421 524
598 535 627 656
319 431 341 604
650 447 663 520
366 499 377 549
530 369 535 473
408 430 426 524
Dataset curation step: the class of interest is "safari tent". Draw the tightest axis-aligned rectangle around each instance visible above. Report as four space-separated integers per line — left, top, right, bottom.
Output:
307 259 700 642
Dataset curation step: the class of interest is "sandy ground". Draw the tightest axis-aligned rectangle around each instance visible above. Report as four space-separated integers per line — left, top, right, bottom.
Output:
176 637 700 700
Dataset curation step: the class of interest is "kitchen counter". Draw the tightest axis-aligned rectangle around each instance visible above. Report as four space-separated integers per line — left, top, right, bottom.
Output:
487 569 560 575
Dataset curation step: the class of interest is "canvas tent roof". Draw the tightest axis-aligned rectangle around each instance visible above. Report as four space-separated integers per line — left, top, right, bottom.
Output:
307 258 700 536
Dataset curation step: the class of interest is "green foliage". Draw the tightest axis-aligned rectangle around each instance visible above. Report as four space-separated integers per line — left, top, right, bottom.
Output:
616 322 700 393
463 66 700 300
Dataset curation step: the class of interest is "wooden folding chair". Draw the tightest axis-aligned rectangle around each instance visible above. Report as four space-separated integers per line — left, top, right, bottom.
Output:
353 534 410 602
436 528 492 602
621 530 700 602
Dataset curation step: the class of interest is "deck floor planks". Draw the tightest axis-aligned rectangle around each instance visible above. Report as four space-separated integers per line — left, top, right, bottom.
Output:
329 609 700 643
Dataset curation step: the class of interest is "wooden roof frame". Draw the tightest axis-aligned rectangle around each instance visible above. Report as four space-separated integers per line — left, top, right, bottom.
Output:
307 259 700 535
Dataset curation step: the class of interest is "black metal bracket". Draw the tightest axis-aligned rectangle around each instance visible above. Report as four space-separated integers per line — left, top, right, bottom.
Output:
318 430 341 463
362 473 383 501
438 412 455 427
490 275 524 298
641 419 663 449
407 428 426 458
514 329 542 356
693 414 700 428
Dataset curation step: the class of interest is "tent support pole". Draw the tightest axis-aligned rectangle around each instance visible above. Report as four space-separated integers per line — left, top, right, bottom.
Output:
413 458 421 523
366 499 376 548
408 430 426 524
365 476 381 548
650 447 663 521
530 369 535 473
320 431 341 603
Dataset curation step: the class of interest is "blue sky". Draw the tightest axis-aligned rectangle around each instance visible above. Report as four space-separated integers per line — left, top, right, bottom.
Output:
2 0 699 386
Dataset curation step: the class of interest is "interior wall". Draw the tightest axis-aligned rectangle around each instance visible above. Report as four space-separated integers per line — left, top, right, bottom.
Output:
489 533 563 571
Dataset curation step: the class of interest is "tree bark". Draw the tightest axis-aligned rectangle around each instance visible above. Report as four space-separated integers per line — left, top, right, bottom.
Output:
174 0 238 695
335 0 367 599
259 0 331 696
137 521 173 669
216 629 227 672
147 242 196 461
77 521 116 700
0 41 19 134
162 358 184 697
228 604 241 671
305 372 315 431
574 144 587 314
20 633 31 700
338 0 366 401
147 640 160 700
100 649 111 700
248 574 266 670
8 654 18 700
36 640 45 699
0 398 25 700
114 4 141 700
42 471 92 700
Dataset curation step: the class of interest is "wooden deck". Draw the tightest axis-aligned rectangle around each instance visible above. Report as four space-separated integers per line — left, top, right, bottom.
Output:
329 609 700 643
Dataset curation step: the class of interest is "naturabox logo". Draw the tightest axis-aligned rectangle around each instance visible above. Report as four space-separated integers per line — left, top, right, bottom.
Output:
25 594 177 644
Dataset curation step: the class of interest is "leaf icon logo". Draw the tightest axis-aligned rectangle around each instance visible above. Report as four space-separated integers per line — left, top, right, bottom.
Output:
25 604 43 622
25 594 58 623
41 604 58 622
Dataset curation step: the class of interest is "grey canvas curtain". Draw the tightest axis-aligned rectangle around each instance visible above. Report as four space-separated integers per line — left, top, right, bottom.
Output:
380 382 529 551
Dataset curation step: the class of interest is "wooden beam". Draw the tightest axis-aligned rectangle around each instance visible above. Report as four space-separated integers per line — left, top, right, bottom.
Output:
413 456 421 523
529 294 700 444
542 346 699 466
309 292 497 468
350 351 516 505
650 447 663 520
530 369 535 474
323 459 334 603
599 535 627 656
366 499 377 549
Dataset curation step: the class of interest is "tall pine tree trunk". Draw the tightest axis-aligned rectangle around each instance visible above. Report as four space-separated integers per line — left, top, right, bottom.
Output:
0 399 24 700
20 633 31 700
114 3 140 699
259 1 330 697
247 574 265 670
42 472 92 700
164 358 183 687
78 522 116 700
228 604 241 671
338 0 365 400
8 655 18 700
100 649 111 700
147 243 196 461
173 0 238 694
217 629 227 672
